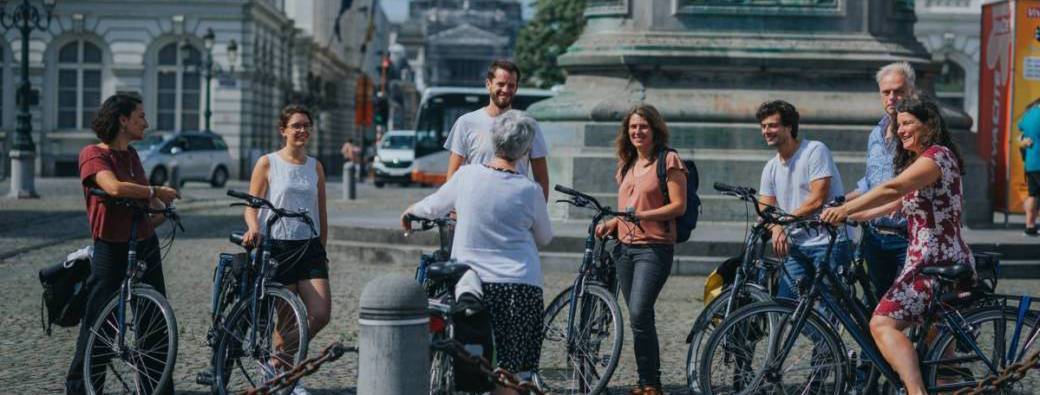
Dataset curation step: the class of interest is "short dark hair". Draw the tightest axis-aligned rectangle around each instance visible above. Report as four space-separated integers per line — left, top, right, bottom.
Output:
755 100 800 139
278 104 313 130
92 93 143 143
486 59 521 83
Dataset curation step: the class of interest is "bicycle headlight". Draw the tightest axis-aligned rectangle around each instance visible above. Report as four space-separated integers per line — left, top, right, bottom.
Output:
704 269 724 304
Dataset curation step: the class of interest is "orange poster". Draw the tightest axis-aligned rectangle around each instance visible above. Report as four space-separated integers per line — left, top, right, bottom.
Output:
980 2 1013 211
1009 0 1040 213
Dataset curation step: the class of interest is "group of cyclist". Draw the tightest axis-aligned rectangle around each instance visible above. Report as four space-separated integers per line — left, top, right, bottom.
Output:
66 56 975 395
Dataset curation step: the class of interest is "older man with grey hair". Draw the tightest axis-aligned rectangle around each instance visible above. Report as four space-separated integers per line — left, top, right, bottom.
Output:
402 109 553 393
845 61 916 304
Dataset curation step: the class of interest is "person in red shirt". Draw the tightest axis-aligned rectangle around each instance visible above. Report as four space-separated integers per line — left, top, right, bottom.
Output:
66 93 179 395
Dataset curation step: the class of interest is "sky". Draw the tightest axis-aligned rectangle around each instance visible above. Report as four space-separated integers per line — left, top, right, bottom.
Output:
381 0 534 23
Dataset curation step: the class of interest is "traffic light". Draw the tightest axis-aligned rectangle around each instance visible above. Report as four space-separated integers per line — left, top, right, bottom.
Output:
374 94 389 127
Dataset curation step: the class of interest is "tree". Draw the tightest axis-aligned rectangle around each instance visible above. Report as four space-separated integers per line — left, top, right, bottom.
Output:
514 0 586 89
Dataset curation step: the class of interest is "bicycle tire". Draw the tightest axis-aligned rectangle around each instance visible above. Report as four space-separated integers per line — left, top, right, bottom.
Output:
429 336 456 395
213 285 310 395
923 306 1040 394
698 301 848 395
538 284 623 394
83 285 178 395
686 284 770 393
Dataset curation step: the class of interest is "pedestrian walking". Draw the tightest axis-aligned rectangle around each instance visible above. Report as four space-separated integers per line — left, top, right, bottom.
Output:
1017 98 1040 236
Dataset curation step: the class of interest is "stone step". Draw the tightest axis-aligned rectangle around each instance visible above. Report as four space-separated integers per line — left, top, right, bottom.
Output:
583 122 875 152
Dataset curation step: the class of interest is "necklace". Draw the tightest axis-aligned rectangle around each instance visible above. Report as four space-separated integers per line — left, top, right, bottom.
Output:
486 164 520 174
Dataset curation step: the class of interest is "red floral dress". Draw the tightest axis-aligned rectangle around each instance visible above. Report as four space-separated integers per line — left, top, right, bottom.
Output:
874 145 975 323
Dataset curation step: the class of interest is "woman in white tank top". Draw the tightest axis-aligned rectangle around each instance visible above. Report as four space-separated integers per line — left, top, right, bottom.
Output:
241 105 329 395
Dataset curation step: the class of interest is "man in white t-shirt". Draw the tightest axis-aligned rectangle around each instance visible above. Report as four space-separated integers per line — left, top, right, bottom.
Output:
444 59 549 199
756 100 851 300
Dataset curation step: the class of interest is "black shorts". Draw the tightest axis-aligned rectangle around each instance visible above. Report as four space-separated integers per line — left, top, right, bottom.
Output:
1028 171 1040 197
269 237 329 284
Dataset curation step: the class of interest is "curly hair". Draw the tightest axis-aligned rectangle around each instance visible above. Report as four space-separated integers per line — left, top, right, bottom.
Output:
616 104 670 177
91 93 142 143
893 97 965 175
755 100 800 139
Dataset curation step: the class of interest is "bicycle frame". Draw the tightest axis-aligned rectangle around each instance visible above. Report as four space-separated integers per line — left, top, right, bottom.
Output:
564 210 614 357
114 210 143 355
719 223 772 319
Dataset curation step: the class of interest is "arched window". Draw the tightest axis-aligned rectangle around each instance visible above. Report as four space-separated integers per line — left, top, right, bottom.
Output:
936 60 966 110
155 42 201 131
57 40 103 129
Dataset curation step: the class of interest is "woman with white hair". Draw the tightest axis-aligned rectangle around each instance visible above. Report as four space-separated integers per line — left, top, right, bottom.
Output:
401 109 553 394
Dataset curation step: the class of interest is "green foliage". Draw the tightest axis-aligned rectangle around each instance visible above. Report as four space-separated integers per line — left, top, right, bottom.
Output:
514 0 587 89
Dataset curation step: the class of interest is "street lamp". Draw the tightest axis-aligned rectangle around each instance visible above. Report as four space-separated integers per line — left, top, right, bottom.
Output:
182 28 237 133
1 0 56 199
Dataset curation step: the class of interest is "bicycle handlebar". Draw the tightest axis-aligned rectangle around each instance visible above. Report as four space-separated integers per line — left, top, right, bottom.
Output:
89 188 184 231
554 184 638 224
403 213 455 232
226 189 317 235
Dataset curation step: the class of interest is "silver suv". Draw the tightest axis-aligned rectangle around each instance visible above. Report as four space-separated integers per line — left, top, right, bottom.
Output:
132 131 233 187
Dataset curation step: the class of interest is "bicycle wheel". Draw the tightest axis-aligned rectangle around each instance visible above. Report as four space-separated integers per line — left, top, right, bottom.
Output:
686 284 770 393
429 337 455 395
538 284 623 394
699 301 847 395
923 306 1040 394
83 285 178 395
213 286 310 395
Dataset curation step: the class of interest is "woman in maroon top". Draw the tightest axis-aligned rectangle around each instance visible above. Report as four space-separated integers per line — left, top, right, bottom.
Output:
822 98 973 395
66 94 179 395
595 104 687 395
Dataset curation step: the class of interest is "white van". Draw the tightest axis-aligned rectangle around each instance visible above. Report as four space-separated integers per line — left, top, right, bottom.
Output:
373 130 416 187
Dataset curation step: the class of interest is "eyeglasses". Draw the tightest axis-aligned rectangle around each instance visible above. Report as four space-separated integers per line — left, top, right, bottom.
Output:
287 123 312 131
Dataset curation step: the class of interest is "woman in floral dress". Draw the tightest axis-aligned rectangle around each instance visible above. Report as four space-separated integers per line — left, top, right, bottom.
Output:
821 97 973 395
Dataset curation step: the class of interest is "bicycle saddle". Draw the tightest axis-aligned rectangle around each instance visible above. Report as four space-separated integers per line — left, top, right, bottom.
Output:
921 264 973 281
427 262 471 284
229 231 246 247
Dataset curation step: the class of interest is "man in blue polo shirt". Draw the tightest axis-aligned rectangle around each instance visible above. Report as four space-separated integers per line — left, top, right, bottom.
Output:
1018 99 1040 236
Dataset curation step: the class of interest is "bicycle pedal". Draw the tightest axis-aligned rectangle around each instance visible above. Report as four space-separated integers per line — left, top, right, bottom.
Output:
196 370 214 385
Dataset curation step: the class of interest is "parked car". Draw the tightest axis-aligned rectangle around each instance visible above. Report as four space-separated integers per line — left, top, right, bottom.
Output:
373 130 416 188
132 131 233 188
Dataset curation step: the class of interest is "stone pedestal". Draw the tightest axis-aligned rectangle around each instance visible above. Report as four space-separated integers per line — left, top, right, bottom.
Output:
530 0 991 227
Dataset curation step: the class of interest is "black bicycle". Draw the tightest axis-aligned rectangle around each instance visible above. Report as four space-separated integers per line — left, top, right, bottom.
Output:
536 184 633 394
81 188 182 395
201 190 312 395
697 215 1039 394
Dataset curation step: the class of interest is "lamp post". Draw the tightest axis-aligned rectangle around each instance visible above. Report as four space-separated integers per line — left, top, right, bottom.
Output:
1 0 55 199
182 28 237 133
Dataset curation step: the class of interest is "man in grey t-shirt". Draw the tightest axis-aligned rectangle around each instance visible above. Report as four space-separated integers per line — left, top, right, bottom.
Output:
756 100 851 300
444 59 549 199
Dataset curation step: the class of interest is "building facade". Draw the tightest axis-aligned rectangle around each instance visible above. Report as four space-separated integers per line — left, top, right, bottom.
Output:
914 0 981 131
0 0 387 181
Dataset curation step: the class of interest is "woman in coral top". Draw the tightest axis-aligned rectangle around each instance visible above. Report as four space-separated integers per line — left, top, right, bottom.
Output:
596 104 688 395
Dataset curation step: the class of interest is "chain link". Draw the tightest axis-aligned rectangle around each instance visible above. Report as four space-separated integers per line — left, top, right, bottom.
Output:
431 338 547 395
952 347 1040 395
242 342 357 395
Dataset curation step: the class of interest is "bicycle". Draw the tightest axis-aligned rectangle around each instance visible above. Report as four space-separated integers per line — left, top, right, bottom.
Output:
686 183 890 393
202 190 312 395
405 214 496 395
536 184 634 394
697 215 1039 394
81 188 183 395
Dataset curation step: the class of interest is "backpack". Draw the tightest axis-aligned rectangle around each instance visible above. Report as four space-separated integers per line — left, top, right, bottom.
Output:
657 148 701 242
39 246 93 335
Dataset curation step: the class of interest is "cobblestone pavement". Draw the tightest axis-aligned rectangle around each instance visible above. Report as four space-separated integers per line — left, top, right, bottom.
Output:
4 179 1040 394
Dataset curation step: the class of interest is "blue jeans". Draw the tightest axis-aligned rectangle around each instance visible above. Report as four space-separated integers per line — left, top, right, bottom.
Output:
859 226 908 303
777 241 852 301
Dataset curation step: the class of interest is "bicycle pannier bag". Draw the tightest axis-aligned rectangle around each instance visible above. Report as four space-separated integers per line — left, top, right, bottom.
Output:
657 148 701 242
39 246 93 335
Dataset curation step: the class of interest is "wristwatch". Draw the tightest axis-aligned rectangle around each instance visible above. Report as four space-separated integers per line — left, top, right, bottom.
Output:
148 186 155 199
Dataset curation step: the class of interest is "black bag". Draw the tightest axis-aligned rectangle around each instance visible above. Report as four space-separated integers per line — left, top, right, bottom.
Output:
39 254 92 335
658 148 701 242
451 293 495 392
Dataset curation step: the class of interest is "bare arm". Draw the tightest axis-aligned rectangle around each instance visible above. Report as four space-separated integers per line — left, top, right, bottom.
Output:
446 152 466 181
759 194 789 257
848 199 901 222
530 157 550 201
93 171 178 204
823 156 941 224
317 161 328 247
790 177 831 218
242 156 270 248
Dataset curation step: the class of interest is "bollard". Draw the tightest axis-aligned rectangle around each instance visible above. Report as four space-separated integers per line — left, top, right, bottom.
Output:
348 163 357 200
358 273 429 394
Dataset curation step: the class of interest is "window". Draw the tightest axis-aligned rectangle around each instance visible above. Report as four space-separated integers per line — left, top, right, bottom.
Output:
155 42 202 131
186 135 215 150
57 41 103 129
936 60 966 110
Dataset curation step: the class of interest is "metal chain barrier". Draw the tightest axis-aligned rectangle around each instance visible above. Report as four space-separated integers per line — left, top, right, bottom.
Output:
953 347 1040 395
242 342 358 395
431 338 547 395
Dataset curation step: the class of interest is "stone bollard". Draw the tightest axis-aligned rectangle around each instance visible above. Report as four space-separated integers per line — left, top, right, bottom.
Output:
343 162 356 201
358 273 429 394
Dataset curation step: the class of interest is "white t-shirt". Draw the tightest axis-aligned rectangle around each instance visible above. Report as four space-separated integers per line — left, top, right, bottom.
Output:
760 139 847 246
443 107 548 177
410 165 554 287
